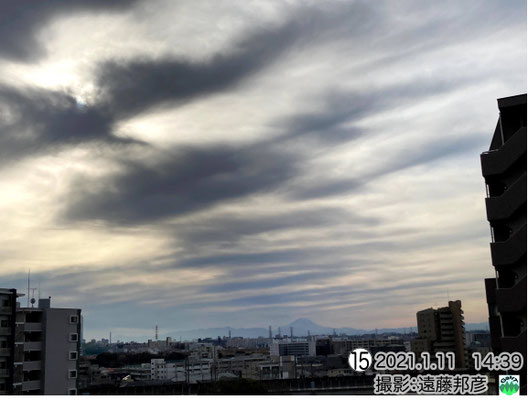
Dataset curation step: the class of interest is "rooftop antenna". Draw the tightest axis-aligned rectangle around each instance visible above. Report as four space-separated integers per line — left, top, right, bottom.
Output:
110 331 112 344
278 326 281 337
29 288 37 308
290 326 293 339
155 324 158 340
308 329 311 338
447 289 450 302
27 268 30 307
269 326 272 339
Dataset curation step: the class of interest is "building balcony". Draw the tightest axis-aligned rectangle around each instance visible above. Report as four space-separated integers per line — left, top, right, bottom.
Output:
0 348 11 356
496 276 527 314
481 127 526 177
23 323 42 332
486 172 526 221
501 330 527 355
488 316 503 353
21 380 41 392
485 278 497 306
23 342 41 351
490 224 527 267
22 361 41 371
0 327 12 336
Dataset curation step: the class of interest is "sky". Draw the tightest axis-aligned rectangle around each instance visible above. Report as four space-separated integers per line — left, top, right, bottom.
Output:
0 0 525 341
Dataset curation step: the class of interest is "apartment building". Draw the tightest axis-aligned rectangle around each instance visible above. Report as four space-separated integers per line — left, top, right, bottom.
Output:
0 289 17 395
410 300 466 368
480 95 526 353
481 93 526 394
0 289 81 395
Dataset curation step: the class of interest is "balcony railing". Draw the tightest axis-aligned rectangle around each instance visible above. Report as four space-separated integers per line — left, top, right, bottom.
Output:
22 361 41 371
21 380 41 392
486 172 526 221
0 327 12 336
23 323 42 332
0 348 11 356
490 225 527 267
496 276 527 313
23 342 41 351
481 126 526 177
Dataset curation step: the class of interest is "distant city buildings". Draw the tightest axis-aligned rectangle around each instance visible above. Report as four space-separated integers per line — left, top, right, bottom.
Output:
331 337 405 355
410 300 466 368
150 358 212 383
0 288 81 395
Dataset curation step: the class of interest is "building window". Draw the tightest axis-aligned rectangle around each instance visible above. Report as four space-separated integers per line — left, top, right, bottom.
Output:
69 351 78 360
68 388 77 395
69 315 79 324
69 369 77 379
69 333 78 342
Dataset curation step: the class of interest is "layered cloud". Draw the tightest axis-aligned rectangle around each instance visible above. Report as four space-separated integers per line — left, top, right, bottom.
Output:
0 0 525 340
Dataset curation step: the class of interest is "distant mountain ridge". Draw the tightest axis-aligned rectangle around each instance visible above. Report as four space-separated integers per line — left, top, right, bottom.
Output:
158 318 489 341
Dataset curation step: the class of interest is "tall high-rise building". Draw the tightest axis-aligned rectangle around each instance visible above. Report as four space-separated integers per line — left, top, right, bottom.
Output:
0 289 18 395
0 289 81 395
410 300 466 368
480 93 526 392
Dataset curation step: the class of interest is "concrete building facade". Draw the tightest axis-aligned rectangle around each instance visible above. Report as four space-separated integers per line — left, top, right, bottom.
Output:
0 289 81 395
480 94 526 353
410 300 466 368
481 93 526 394
270 339 316 357
0 289 17 395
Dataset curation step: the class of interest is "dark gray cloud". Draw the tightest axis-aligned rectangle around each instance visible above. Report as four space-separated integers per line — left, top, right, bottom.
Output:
0 85 137 164
62 144 300 224
94 26 296 118
59 73 485 225
93 1 382 119
0 0 137 62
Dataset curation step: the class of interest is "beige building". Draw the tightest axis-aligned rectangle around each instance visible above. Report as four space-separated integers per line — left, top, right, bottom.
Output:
410 300 466 368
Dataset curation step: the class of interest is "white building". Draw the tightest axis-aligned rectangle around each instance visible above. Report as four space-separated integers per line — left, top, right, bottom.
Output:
150 358 213 383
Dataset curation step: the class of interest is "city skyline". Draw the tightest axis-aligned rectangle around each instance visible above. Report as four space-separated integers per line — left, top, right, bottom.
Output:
0 1 526 341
